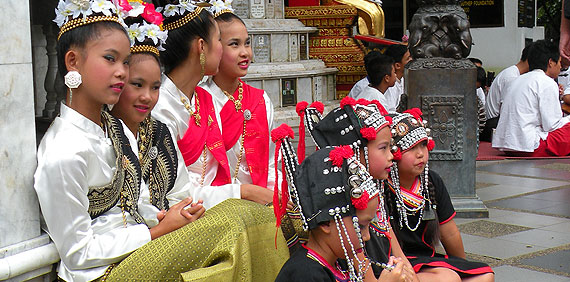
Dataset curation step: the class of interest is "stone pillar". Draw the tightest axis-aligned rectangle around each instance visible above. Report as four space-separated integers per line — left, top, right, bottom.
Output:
405 0 487 217
0 1 59 281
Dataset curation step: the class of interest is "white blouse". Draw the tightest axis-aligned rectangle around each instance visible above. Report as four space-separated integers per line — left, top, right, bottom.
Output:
485 65 520 119
348 77 370 99
152 75 241 206
199 77 276 189
493 69 570 152
34 104 151 282
384 77 404 112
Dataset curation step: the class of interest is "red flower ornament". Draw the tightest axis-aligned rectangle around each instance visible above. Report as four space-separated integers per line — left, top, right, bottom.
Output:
360 127 377 140
329 145 354 167
352 190 369 210
142 3 164 26
340 96 356 108
392 147 402 161
310 101 324 114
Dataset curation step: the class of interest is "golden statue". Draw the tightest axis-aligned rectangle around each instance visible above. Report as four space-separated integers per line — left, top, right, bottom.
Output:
332 0 385 38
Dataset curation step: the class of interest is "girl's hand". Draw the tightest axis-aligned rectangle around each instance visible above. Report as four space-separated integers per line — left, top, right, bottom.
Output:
150 197 203 239
240 184 294 209
377 257 413 282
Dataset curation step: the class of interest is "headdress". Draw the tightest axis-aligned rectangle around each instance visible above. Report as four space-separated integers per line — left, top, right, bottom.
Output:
54 0 123 40
387 109 436 231
207 0 234 18
299 97 392 170
121 0 168 56
271 126 379 281
157 0 207 31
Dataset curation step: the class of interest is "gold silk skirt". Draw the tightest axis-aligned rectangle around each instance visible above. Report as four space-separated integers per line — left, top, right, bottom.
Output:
104 198 290 281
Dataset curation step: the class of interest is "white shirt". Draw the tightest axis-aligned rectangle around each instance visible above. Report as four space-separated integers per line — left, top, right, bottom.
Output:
485 65 520 119
348 77 370 99
476 87 486 108
34 104 152 282
493 69 570 152
353 85 391 112
199 77 277 189
384 77 404 112
152 75 241 206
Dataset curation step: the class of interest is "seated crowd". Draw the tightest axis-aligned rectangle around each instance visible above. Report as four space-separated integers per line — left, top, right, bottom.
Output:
40 0 570 281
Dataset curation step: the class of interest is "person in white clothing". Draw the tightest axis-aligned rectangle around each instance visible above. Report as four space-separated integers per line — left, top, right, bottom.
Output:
356 54 397 111
199 11 278 192
475 66 487 136
493 40 570 156
151 0 274 206
35 2 204 280
348 51 381 98
384 44 412 112
481 44 531 141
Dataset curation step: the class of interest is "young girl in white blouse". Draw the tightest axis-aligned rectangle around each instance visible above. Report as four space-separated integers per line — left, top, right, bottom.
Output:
35 1 203 281
199 7 278 193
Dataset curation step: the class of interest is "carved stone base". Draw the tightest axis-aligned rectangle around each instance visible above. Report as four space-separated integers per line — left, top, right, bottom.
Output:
406 58 488 218
451 197 489 218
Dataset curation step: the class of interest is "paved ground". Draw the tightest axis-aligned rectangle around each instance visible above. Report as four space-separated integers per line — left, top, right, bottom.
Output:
456 159 570 282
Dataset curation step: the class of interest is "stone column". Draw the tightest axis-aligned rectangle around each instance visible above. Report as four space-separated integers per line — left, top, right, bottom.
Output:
0 1 59 281
405 0 487 217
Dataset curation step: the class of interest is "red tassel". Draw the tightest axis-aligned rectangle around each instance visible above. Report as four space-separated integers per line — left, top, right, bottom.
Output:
340 96 356 108
296 101 309 116
427 138 435 151
404 108 423 121
360 127 377 140
392 148 402 161
385 115 393 125
352 190 370 210
310 101 325 114
296 102 308 163
270 124 295 227
280 159 289 220
329 145 354 167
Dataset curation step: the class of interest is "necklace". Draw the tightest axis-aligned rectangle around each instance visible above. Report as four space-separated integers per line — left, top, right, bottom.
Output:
223 81 244 112
200 144 207 186
223 81 250 183
180 92 201 126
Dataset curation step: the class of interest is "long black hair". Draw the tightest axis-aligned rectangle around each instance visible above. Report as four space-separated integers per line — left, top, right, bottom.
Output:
153 0 217 74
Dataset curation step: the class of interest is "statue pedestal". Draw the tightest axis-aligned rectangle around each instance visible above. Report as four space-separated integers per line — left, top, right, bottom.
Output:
406 58 488 218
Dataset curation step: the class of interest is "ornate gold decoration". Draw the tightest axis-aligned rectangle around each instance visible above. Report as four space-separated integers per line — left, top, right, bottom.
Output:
58 15 122 40
130 45 160 56
180 92 201 126
163 6 203 31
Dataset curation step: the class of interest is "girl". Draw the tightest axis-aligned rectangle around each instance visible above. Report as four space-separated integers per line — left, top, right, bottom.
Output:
151 0 272 207
35 1 202 281
385 109 494 282
199 7 277 192
298 97 418 281
273 144 412 282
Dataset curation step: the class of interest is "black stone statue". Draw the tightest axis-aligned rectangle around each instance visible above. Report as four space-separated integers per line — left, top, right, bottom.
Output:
408 0 472 59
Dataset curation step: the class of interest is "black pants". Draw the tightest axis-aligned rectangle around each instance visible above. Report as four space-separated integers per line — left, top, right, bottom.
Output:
480 116 498 142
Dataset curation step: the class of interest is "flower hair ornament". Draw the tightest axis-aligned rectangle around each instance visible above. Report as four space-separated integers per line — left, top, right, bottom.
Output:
387 108 437 231
120 0 168 56
54 0 124 40
157 0 214 31
207 0 234 18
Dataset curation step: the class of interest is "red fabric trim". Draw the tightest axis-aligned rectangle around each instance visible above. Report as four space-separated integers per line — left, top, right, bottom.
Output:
177 87 231 185
546 122 570 156
439 211 456 225
413 261 494 275
421 224 436 257
220 81 269 187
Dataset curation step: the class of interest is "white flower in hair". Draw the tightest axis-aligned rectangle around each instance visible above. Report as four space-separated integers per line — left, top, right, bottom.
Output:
179 0 198 13
127 23 144 44
142 22 163 45
69 0 93 19
54 0 74 27
161 4 181 17
208 0 233 14
127 1 145 17
91 0 116 16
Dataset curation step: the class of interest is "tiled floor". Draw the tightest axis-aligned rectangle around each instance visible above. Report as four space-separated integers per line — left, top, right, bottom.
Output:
463 158 570 281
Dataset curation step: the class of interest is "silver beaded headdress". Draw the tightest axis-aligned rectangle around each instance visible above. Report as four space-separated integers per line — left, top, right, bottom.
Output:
388 108 437 231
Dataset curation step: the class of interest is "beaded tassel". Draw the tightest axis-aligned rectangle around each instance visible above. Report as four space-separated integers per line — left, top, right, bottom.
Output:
390 163 425 231
335 215 358 281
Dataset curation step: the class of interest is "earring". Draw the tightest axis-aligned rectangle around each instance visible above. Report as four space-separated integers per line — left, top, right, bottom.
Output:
64 71 82 106
199 52 206 78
